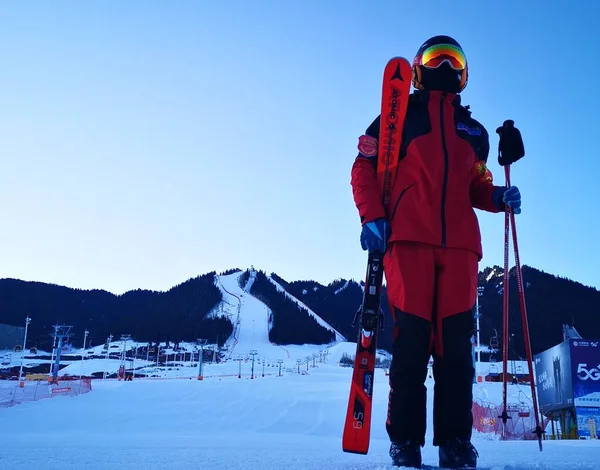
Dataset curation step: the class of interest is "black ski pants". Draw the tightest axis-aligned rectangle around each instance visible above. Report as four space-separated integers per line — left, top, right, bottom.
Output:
385 307 476 447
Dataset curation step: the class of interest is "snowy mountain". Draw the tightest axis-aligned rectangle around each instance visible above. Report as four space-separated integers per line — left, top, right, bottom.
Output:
237 268 345 347
477 265 600 357
1 264 600 363
213 268 343 362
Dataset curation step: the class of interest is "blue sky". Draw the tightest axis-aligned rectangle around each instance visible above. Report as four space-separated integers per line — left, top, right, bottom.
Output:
0 1 598 294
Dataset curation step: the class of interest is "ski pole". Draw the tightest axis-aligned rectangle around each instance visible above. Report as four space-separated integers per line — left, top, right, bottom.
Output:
500 170 511 440
496 120 543 450
504 165 544 451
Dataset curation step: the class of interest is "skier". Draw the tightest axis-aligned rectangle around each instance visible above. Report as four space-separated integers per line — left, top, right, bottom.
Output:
350 35 522 468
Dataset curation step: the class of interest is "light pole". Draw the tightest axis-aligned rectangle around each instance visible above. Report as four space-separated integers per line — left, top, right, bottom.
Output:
277 359 283 377
296 359 301 374
49 329 57 375
80 329 89 379
237 357 242 379
212 335 218 363
262 358 265 378
197 339 207 380
132 344 137 380
103 334 113 380
249 350 258 379
18 316 31 386
78 329 89 392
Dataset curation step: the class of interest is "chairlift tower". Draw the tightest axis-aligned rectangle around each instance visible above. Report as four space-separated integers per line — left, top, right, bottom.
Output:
120 334 131 379
197 339 208 380
249 350 258 379
18 316 31 384
49 325 73 384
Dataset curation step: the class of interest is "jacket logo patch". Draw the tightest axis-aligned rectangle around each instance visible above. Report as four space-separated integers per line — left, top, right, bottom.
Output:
476 162 488 176
473 162 493 182
457 123 481 136
358 134 378 157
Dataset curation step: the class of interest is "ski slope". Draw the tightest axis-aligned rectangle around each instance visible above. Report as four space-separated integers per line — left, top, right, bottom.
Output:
1 363 599 469
218 270 338 362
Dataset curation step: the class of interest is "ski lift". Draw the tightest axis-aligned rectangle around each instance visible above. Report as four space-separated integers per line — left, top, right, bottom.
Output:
518 403 531 418
489 330 499 350
507 402 520 413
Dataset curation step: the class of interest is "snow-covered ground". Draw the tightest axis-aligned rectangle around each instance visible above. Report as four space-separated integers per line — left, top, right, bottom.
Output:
1 362 599 470
1 270 598 468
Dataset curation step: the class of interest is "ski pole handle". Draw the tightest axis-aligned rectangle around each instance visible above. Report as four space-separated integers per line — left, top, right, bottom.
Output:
496 119 525 166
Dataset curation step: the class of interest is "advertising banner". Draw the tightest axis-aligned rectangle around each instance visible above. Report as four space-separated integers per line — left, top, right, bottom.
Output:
534 340 573 413
569 339 600 407
575 406 600 439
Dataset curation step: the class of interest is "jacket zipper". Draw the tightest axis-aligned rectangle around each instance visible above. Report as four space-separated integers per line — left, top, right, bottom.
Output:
439 92 449 247
389 184 414 223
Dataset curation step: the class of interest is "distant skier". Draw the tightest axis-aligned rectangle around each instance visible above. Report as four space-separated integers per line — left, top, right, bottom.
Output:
350 35 522 469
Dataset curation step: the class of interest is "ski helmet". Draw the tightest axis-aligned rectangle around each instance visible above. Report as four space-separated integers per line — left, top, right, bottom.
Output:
412 35 468 93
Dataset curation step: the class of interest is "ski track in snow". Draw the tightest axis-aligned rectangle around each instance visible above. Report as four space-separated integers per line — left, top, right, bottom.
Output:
335 279 350 295
1 367 599 469
217 271 318 362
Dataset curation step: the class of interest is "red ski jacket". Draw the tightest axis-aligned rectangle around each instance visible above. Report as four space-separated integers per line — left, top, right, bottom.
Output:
351 89 505 260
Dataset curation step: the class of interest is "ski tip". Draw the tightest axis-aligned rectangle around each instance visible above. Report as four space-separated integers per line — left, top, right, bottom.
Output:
387 56 411 62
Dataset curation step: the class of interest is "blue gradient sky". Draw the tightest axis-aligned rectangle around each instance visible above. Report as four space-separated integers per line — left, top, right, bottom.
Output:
0 1 598 294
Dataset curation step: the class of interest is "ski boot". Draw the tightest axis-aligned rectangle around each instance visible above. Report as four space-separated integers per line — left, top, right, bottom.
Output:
438 438 478 469
390 439 421 468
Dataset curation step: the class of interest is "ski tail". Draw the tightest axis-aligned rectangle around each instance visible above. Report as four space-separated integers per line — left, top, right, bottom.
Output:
342 251 384 454
342 56 412 455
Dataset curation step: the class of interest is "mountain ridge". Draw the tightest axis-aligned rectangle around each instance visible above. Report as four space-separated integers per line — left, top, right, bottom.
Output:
1 264 598 356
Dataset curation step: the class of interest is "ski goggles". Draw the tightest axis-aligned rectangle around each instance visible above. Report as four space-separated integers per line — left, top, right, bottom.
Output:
415 44 467 71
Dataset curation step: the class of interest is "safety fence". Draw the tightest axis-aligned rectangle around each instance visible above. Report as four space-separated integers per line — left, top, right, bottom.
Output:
0 378 92 409
472 399 549 440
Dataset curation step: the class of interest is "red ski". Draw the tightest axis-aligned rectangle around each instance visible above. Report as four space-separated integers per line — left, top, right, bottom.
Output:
342 57 412 455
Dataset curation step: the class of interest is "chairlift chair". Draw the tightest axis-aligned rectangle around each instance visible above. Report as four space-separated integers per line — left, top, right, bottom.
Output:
489 331 500 350
518 404 531 418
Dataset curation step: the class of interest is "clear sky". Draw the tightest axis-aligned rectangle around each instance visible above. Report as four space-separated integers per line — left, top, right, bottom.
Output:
0 0 598 295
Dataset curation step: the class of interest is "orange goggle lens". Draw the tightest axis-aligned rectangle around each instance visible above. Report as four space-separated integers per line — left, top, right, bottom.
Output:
418 44 466 70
